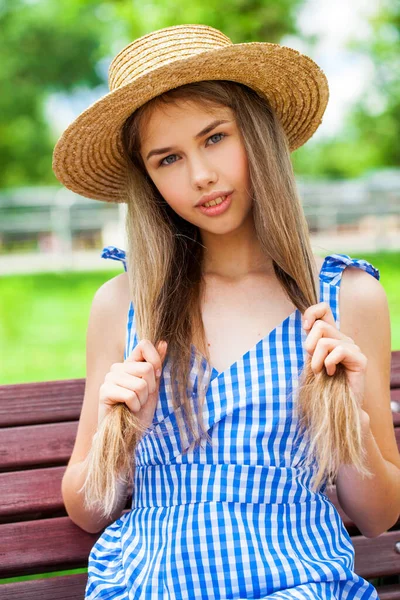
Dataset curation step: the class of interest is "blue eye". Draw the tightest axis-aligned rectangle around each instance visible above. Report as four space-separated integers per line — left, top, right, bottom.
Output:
160 154 177 166
207 133 225 144
158 132 225 167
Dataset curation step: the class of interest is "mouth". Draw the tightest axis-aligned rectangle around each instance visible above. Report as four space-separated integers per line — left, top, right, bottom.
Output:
202 195 227 208
196 190 234 208
197 193 233 216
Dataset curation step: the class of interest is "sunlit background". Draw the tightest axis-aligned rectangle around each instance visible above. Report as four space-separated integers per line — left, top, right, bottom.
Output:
0 0 399 385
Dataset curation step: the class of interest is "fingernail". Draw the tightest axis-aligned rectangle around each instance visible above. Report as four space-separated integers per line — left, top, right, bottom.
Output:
156 368 162 377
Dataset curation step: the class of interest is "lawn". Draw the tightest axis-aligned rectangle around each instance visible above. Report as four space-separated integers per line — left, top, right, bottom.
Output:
0 250 399 386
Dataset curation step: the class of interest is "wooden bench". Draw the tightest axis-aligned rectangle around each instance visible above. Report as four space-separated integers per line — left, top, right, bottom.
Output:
1 352 400 599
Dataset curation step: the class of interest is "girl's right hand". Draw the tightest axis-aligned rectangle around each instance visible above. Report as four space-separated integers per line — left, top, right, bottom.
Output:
98 339 168 432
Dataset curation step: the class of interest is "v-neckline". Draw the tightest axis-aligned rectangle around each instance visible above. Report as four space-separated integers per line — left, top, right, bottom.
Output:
190 308 300 382
190 255 329 382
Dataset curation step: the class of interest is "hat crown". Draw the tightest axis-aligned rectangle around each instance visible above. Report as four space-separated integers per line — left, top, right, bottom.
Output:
108 25 233 91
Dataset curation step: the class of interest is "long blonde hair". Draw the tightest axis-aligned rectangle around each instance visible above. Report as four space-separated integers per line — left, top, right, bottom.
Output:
79 80 373 518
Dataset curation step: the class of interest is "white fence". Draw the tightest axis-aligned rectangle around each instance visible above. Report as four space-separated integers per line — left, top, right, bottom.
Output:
0 170 399 274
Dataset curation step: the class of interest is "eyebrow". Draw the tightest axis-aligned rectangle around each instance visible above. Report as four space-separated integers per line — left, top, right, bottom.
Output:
145 119 230 161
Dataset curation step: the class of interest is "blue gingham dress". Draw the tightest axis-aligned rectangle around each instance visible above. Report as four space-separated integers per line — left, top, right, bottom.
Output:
85 246 381 600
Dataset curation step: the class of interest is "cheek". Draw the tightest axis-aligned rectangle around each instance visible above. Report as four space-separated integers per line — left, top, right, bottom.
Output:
222 142 250 186
153 174 189 212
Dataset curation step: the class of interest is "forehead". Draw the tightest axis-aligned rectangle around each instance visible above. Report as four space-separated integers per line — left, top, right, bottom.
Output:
139 99 234 148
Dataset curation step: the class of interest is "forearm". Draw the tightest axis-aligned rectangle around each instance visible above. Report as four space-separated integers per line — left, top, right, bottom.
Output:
62 460 131 534
336 411 400 538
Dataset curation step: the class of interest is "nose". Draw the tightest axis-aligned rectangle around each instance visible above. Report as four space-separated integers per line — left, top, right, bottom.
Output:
189 155 218 190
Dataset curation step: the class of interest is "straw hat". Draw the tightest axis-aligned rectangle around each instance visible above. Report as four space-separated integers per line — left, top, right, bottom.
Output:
52 24 329 203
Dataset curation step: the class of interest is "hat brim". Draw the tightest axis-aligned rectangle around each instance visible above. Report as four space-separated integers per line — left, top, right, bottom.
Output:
52 42 329 202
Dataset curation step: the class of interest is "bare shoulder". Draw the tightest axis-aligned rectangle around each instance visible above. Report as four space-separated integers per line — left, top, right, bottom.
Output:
338 261 400 468
91 272 131 357
313 253 325 272
64 271 131 468
340 262 384 327
95 270 130 303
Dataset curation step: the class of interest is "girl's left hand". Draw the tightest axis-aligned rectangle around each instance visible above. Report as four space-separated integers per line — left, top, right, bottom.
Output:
302 301 367 411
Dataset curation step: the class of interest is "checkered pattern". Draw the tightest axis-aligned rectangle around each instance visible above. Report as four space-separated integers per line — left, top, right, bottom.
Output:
86 247 380 599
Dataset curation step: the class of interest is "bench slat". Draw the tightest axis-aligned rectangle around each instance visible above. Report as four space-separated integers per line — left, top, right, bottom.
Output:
0 465 131 522
0 422 77 470
0 572 88 600
0 513 399 580
0 466 66 520
0 577 396 600
375 584 400 600
0 410 398 473
391 351 400 385
0 517 99 577
353 530 400 578
0 379 85 427
0 460 361 531
0 462 397 537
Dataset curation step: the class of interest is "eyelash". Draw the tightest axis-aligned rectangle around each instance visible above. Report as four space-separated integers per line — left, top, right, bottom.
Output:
158 132 226 167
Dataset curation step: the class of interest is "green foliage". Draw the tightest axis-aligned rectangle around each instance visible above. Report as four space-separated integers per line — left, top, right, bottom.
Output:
112 0 304 43
292 135 384 180
1 0 398 184
0 0 109 187
345 0 400 170
293 0 400 178
0 0 304 189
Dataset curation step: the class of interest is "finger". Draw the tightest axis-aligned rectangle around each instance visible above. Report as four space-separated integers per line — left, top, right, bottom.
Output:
126 339 167 379
302 301 336 331
118 360 157 392
311 338 354 374
126 339 156 363
304 320 350 355
112 360 153 377
106 370 156 397
323 344 367 376
104 383 142 413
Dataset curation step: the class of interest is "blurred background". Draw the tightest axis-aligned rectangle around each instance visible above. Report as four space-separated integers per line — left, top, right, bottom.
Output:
0 0 399 385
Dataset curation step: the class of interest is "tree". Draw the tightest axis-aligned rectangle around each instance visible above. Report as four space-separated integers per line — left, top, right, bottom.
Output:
0 0 305 189
292 0 400 178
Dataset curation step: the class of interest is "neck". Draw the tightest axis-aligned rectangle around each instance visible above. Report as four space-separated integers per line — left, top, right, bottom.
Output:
200 218 273 281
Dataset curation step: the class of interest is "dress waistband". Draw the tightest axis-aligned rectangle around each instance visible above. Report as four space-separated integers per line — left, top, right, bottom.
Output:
132 463 323 507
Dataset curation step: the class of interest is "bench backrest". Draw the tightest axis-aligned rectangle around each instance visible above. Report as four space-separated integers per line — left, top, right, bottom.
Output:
1 352 400 599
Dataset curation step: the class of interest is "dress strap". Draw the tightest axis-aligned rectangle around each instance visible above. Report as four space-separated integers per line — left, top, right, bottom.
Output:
101 245 133 361
101 245 127 272
318 254 380 330
319 253 380 287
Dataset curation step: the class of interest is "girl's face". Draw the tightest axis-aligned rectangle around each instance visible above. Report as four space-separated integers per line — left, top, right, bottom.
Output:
139 99 252 235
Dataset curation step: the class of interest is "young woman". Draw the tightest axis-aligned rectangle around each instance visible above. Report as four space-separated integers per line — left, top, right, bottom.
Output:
53 24 399 600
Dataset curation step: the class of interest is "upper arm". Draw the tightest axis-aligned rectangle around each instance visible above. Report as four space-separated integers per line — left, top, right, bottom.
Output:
67 271 131 467
340 266 400 469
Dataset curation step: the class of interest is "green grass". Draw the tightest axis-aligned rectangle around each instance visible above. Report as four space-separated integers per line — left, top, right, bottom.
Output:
0 568 87 585
0 269 118 384
0 251 399 385
361 250 400 350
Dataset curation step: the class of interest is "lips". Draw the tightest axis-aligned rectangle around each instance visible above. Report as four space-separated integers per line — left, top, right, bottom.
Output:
197 192 233 216
196 190 234 207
